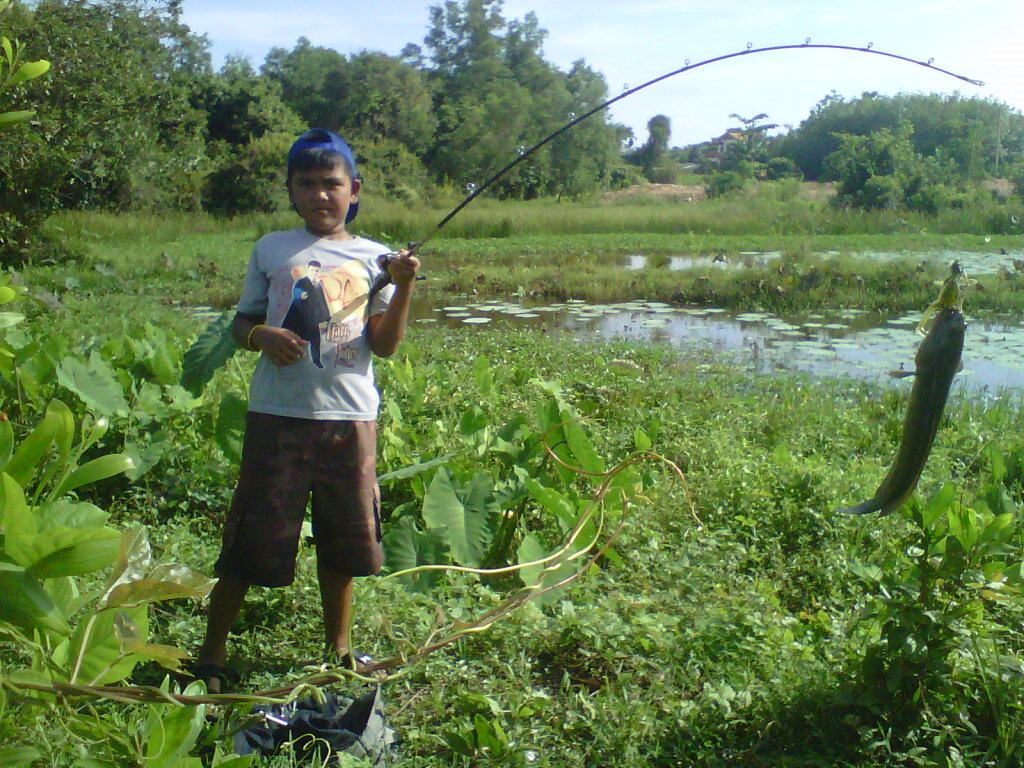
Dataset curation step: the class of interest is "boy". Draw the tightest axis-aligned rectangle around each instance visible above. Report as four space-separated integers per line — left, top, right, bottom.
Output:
194 128 419 692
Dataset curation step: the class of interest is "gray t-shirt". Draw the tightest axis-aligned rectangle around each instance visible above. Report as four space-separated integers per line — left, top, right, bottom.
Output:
236 228 395 420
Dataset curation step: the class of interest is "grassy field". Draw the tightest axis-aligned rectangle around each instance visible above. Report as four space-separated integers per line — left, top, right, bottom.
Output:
4 195 1024 765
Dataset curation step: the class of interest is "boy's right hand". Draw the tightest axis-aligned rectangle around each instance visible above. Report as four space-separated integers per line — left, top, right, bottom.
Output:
251 325 308 366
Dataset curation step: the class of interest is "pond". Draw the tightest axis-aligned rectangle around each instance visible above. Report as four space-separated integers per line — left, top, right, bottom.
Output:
412 297 1024 395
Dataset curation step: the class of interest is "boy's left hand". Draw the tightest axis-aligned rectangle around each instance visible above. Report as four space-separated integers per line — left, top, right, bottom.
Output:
387 249 420 287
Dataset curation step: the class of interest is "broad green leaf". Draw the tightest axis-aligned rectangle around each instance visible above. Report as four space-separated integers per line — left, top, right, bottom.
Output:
180 313 236 396
102 527 153 602
5 400 67 486
124 430 170 481
922 482 956 530
143 324 180 385
0 110 33 127
45 576 88 618
37 499 108 529
377 454 453 484
49 398 75 465
564 417 605 476
9 59 49 84
382 517 449 591
53 453 134 497
0 311 24 328
0 746 43 767
66 605 147 685
1 33 12 64
215 393 247 463
524 476 577 531
23 528 121 579
473 355 493 395
517 534 578 605
422 468 494 566
56 354 129 417
0 561 70 636
633 427 652 452
0 285 17 303
144 684 206 768
1 471 35 546
114 612 189 672
101 563 214 609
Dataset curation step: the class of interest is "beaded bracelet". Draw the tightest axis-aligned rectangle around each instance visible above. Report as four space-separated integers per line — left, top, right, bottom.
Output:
246 324 264 351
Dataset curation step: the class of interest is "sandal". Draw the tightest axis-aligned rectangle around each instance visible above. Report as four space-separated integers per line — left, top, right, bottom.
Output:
189 662 236 694
328 650 374 674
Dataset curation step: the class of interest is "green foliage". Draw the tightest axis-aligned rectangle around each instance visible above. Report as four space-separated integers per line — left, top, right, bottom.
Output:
854 452 1024 758
776 91 1024 182
0 0 49 129
705 170 747 198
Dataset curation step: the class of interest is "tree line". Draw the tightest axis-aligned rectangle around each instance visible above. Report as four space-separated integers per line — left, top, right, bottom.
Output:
2 0 1022 260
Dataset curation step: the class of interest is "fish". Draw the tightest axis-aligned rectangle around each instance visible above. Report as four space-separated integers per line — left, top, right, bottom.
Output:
839 307 966 515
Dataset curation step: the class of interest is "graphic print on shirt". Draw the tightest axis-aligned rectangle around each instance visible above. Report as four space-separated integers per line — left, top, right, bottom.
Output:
273 258 372 370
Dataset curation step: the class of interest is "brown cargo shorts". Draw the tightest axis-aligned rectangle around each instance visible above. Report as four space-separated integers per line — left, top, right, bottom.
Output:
214 412 383 587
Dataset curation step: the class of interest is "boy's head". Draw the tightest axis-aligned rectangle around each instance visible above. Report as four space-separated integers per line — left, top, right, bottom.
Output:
287 129 360 229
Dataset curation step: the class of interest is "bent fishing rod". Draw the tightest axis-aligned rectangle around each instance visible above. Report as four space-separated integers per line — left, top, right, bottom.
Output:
368 40 984 301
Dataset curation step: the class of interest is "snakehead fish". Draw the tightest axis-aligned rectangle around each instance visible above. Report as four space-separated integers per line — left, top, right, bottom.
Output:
840 307 966 515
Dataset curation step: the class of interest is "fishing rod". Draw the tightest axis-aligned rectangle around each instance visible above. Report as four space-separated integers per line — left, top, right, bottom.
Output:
369 40 984 300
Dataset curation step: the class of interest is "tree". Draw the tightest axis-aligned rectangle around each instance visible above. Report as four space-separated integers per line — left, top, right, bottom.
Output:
3 0 210 215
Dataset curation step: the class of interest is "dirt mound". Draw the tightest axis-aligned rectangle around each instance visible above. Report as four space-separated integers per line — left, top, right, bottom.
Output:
602 183 705 203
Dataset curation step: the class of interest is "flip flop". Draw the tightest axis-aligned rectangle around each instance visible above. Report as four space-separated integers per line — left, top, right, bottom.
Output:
189 662 237 694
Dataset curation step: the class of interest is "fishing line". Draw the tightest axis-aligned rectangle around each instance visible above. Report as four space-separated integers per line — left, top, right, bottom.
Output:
370 40 984 298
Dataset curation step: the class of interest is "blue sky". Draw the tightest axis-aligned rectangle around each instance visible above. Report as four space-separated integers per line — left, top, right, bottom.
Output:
181 0 1024 147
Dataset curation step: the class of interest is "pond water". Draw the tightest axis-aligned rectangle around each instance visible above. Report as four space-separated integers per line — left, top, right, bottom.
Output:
413 297 1024 395
614 248 1024 276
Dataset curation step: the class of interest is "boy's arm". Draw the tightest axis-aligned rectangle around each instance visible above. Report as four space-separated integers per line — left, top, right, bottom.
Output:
367 251 420 358
233 312 308 366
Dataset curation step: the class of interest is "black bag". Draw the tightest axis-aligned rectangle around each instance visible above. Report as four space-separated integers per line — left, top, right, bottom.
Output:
233 687 397 765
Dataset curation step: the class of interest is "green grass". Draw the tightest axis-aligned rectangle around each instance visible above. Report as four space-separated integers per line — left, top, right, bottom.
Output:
6 203 1024 765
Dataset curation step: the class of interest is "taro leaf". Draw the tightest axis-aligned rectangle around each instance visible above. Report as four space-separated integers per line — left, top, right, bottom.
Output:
523 476 577 532
56 353 129 417
422 468 495 566
0 561 70 636
215 393 247 463
517 533 578 605
114 612 190 672
53 453 134 498
124 430 170 481
66 605 147 685
473 354 494 396
143 323 180 385
0 417 13 470
101 563 214 609
563 417 605 477
181 313 236 396
5 399 74 487
377 454 454 484
0 746 43 767
383 517 449 591
19 526 121 579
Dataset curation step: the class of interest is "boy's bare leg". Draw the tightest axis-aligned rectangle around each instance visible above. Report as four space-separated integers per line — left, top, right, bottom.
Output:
317 559 355 661
196 574 250 691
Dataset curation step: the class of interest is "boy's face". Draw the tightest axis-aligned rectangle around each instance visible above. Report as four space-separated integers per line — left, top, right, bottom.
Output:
288 163 360 238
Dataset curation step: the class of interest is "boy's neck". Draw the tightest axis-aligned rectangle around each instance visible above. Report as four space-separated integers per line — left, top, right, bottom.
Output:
305 225 354 241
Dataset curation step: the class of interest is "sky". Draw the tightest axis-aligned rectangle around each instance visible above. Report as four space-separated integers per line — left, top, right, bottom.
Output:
180 0 1024 147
